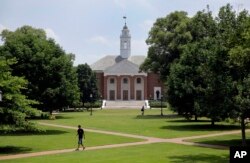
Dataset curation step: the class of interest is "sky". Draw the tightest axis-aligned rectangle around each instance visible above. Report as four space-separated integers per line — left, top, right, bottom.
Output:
1 0 250 65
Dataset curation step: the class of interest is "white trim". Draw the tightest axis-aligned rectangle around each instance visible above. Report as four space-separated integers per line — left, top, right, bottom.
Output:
104 73 147 76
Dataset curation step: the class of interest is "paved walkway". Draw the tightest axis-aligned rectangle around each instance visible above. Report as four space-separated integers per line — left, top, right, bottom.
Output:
1 122 249 161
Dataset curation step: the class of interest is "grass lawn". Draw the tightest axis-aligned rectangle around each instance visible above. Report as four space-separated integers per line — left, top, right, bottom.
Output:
1 143 228 163
1 109 237 162
0 125 142 155
186 132 250 146
36 109 242 139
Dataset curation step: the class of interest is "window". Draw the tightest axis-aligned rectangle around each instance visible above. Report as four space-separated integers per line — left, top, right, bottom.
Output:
110 78 115 84
123 78 128 84
124 41 127 49
136 78 141 84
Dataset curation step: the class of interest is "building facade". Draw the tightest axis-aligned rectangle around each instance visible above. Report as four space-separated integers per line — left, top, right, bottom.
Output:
91 22 164 101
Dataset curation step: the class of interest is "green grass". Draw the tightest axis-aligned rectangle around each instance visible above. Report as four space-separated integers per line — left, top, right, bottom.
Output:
0 125 142 155
186 132 250 146
1 109 242 162
36 109 242 138
1 143 228 163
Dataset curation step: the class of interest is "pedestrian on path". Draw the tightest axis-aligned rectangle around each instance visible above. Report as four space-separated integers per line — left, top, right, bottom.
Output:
76 125 85 150
141 105 145 116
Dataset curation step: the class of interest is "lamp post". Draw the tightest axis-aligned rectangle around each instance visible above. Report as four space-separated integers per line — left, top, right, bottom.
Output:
160 94 163 116
90 94 93 116
100 95 103 110
149 94 152 109
0 90 2 102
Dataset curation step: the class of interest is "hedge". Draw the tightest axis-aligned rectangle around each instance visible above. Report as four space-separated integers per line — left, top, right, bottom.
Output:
149 100 168 108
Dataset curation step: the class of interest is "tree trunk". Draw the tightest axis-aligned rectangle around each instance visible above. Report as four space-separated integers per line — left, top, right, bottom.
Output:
211 120 215 126
49 108 53 115
241 116 246 146
194 114 198 121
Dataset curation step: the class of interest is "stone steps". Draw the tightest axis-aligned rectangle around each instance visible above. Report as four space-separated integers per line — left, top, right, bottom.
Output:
103 100 147 109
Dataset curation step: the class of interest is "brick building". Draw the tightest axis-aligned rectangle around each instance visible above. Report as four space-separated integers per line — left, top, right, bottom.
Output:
91 21 163 101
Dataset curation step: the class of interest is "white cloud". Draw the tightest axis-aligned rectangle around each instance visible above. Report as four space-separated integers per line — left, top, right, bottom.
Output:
132 39 148 55
136 0 155 12
45 28 59 42
0 24 9 45
0 24 8 34
113 0 126 9
139 19 154 32
89 35 111 46
113 0 156 12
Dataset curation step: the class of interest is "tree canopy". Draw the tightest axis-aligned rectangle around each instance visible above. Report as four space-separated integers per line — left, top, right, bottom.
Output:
140 11 192 79
76 64 99 106
0 26 80 113
0 57 38 130
142 4 250 145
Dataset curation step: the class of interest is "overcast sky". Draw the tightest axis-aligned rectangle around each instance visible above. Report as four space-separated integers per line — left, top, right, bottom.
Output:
1 0 250 65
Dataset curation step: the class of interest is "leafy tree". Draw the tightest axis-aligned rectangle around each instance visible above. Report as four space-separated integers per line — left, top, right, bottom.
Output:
167 41 207 120
0 26 80 114
233 76 250 146
140 11 192 79
76 64 99 107
0 57 38 130
226 8 250 146
167 9 226 122
143 3 250 145
167 38 233 124
198 40 233 126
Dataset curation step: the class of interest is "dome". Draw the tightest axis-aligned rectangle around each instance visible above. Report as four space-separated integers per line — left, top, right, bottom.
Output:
123 24 128 29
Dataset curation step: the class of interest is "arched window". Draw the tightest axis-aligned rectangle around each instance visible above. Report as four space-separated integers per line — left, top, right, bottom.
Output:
110 78 115 84
136 78 141 84
123 78 128 84
124 41 127 49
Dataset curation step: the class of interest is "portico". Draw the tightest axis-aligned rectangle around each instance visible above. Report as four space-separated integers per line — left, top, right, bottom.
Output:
105 74 147 101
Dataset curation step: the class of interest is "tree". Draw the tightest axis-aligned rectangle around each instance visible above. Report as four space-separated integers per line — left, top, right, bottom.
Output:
76 64 98 107
0 26 80 114
140 11 192 80
143 3 250 145
226 8 250 146
167 8 229 123
167 41 207 120
198 40 233 126
0 57 38 130
167 38 233 124
233 76 250 146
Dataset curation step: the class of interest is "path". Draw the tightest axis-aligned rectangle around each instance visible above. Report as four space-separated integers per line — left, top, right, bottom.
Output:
1 122 249 161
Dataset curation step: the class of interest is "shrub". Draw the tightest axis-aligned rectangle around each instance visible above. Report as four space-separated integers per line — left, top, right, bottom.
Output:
0 123 45 134
84 101 102 108
27 112 50 120
149 100 168 108
49 115 56 120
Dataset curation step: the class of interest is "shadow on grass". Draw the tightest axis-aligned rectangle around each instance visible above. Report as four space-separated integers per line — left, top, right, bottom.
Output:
161 124 240 131
0 146 32 155
168 119 212 123
135 114 181 119
190 139 250 147
168 154 228 163
0 129 69 136
55 115 73 119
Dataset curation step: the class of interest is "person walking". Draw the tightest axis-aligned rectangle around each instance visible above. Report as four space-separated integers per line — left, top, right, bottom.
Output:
141 105 145 116
76 125 85 150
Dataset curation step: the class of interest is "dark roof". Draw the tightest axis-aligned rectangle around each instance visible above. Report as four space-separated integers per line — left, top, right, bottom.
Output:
104 59 140 74
91 55 146 72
